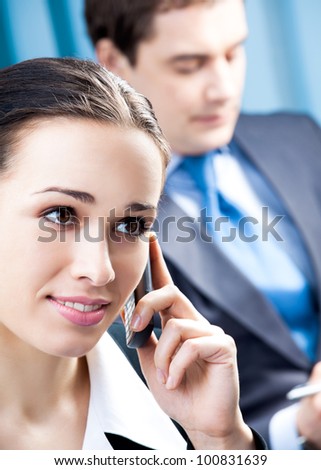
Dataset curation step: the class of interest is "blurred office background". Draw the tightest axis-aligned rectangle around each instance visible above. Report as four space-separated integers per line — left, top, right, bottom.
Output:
0 0 320 125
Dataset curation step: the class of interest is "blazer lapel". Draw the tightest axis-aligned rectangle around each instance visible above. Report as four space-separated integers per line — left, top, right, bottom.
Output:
234 116 321 297
105 433 153 450
158 195 309 368
235 115 321 358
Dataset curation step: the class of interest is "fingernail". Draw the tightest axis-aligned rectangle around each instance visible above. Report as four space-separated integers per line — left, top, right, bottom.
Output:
131 314 141 330
157 368 166 385
149 231 158 242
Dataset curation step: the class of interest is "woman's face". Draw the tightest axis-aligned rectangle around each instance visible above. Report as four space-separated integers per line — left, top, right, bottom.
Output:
0 118 163 357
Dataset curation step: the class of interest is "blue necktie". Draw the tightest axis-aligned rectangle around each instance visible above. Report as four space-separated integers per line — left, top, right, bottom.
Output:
181 151 319 361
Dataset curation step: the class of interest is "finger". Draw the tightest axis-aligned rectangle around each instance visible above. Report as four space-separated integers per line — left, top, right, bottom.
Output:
134 332 162 389
303 362 321 405
131 284 207 331
310 362 321 382
149 233 174 289
154 318 225 381
165 334 237 390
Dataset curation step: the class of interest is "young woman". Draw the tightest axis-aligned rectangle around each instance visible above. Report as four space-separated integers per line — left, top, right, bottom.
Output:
0 57 263 450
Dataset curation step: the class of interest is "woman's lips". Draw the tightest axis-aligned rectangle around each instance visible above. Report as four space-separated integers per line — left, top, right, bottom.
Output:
48 296 110 326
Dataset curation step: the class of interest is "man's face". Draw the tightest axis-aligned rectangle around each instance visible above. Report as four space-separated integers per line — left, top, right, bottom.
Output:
124 0 247 155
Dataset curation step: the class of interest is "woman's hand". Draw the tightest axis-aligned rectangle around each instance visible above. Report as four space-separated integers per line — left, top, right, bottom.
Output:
131 235 255 450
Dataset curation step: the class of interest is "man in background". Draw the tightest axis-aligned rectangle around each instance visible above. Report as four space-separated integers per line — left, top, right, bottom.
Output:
85 0 321 448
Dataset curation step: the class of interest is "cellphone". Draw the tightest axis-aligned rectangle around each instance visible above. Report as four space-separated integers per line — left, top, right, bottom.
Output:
121 258 154 348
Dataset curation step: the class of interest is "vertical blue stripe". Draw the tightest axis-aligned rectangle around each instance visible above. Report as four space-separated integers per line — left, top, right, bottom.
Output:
47 0 78 57
243 0 293 112
0 0 15 67
63 0 95 60
276 0 311 111
1 0 58 64
242 0 321 125
289 0 321 125
46 0 94 59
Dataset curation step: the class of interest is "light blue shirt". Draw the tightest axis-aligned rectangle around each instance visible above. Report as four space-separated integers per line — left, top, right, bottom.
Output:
166 144 316 287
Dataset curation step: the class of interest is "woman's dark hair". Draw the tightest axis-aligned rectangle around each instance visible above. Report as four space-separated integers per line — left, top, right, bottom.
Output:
85 0 214 65
0 57 170 175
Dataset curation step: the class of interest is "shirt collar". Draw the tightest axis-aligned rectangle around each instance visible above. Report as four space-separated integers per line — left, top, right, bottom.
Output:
166 147 230 178
83 332 186 450
166 154 183 178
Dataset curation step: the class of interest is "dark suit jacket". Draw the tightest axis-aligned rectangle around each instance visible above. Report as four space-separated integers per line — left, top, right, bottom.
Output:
156 112 321 446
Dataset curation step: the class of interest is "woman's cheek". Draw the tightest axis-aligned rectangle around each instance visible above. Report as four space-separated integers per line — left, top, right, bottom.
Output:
111 239 149 302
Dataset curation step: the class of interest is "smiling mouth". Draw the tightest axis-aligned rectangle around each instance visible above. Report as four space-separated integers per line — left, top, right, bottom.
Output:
47 296 110 326
54 299 103 312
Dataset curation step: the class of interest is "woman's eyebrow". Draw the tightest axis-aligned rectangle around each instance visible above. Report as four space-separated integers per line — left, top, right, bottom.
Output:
125 202 157 212
33 187 95 204
32 190 156 212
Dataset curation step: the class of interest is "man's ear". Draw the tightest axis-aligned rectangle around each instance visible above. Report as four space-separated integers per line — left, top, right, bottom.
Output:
95 38 130 79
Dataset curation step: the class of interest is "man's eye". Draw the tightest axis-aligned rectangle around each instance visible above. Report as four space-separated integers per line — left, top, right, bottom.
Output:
42 206 78 226
227 44 244 62
116 217 149 237
175 63 200 74
173 58 206 74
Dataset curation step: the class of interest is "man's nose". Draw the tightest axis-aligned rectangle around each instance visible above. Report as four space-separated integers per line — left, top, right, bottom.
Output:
204 57 236 102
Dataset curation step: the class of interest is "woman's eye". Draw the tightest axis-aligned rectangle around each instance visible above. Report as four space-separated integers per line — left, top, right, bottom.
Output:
42 206 78 226
115 217 150 237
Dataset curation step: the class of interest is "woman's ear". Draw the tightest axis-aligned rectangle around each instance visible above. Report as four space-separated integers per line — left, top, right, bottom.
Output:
95 39 130 79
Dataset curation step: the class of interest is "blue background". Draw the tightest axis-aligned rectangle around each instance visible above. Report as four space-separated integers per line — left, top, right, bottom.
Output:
1 0 320 125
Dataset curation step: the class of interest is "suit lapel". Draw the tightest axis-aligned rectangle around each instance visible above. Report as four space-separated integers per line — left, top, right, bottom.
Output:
235 115 321 357
234 116 321 287
158 195 309 368
105 432 153 450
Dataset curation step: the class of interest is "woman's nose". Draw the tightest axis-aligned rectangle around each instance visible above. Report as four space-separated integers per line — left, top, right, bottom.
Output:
70 220 115 286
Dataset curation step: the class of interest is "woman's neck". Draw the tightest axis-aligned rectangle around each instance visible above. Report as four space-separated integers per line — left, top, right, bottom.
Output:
0 327 89 420
0 330 90 449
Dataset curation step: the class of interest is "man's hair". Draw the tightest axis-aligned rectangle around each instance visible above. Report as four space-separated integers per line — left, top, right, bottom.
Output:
85 0 214 65
0 57 170 174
